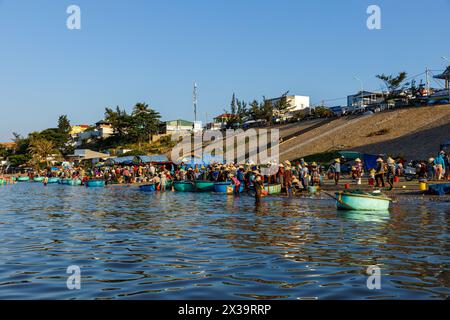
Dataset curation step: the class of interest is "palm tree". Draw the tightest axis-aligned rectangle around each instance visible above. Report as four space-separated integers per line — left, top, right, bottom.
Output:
28 137 59 168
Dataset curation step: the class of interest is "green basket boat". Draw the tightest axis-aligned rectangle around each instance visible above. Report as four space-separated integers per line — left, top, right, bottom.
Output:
264 184 282 195
0 179 5 185
33 177 45 182
47 177 60 184
173 181 195 192
165 180 173 189
194 180 215 192
17 176 30 182
335 190 391 211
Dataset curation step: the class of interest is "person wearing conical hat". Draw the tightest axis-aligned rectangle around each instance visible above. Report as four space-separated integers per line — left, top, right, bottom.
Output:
354 158 363 185
283 162 293 196
277 163 285 187
375 157 385 188
386 157 396 190
331 158 341 185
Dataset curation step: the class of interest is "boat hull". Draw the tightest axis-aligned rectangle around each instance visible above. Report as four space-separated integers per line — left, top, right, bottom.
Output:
86 180 105 188
194 181 215 192
17 177 30 182
173 181 195 192
47 178 60 184
336 192 391 211
33 177 45 182
214 182 231 193
67 179 82 186
139 184 156 192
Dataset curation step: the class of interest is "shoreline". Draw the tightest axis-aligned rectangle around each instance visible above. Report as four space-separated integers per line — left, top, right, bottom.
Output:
3 174 449 201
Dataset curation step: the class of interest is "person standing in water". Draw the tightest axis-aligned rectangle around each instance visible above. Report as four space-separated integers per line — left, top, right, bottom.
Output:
254 170 264 204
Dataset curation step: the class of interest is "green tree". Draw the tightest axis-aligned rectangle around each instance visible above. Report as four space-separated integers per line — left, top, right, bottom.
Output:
105 106 132 142
58 115 71 134
28 137 59 167
261 97 274 125
273 91 291 118
130 102 161 145
249 99 262 121
313 106 333 118
376 71 408 100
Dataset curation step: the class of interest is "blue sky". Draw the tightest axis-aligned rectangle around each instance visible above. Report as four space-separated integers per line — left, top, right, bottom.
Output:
0 0 449 141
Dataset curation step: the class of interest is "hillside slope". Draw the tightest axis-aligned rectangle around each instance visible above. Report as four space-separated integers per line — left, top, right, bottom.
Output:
279 104 450 161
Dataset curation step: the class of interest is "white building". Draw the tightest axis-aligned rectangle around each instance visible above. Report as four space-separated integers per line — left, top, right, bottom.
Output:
72 121 114 147
267 95 310 112
347 91 384 108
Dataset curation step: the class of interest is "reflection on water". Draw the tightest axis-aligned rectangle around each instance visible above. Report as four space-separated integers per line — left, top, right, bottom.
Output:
0 183 449 299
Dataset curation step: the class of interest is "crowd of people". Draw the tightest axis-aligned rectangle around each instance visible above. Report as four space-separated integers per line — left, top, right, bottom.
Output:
2 150 449 198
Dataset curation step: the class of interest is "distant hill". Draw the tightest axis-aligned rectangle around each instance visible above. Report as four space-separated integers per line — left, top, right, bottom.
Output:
279 104 450 161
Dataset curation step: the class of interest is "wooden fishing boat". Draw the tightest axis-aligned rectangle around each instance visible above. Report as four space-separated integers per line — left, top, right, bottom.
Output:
335 190 391 211
17 176 30 182
85 179 105 188
139 184 156 192
33 177 45 182
173 181 195 192
67 179 82 186
194 180 215 192
264 184 282 195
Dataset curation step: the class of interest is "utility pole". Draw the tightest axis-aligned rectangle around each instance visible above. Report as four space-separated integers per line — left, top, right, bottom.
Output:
425 67 430 95
193 82 198 123
443 57 450 103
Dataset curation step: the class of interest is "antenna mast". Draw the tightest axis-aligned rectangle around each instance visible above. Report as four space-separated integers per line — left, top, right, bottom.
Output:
193 82 198 123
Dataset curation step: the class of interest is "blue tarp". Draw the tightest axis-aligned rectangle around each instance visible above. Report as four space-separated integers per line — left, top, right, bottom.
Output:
139 155 169 163
363 154 378 171
109 155 170 165
111 156 135 165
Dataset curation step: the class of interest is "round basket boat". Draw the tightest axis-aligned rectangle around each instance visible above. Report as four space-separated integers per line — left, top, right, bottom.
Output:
194 180 215 192
67 179 82 186
47 177 60 184
139 184 156 192
85 179 105 188
213 182 231 193
173 181 195 192
33 177 45 182
17 176 30 182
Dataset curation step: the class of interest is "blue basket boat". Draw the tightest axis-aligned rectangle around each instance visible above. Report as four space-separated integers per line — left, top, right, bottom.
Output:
139 184 156 192
86 179 105 188
213 182 232 193
335 190 391 211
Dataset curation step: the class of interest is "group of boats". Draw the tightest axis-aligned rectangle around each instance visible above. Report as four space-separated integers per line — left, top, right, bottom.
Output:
3 176 393 211
6 176 106 188
141 180 282 195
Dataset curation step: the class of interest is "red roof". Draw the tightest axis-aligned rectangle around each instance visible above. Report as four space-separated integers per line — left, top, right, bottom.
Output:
0 142 16 149
214 113 237 119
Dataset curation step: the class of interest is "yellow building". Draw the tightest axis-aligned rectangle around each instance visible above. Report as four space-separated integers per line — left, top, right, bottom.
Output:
69 125 90 136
